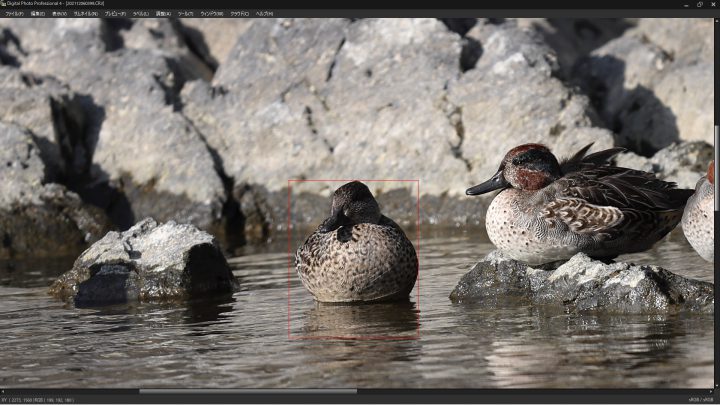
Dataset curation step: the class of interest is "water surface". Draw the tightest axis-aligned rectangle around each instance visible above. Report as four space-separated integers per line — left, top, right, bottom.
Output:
0 229 713 388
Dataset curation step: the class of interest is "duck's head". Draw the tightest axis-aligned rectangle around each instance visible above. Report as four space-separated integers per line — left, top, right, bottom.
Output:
318 181 381 233
466 143 562 195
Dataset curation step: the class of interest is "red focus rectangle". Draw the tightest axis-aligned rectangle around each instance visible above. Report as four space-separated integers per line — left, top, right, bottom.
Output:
287 179 421 341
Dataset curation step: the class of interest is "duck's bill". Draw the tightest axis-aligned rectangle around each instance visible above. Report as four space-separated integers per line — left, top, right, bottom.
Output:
318 210 351 233
466 170 509 195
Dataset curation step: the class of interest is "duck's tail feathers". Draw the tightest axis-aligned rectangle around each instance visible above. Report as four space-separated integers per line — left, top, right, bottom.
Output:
561 143 626 174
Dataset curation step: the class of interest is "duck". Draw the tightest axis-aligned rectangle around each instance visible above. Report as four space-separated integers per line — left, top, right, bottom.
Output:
681 161 714 262
295 181 418 303
465 143 694 266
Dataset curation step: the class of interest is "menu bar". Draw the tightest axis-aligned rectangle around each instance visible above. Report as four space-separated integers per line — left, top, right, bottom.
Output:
0 8 718 17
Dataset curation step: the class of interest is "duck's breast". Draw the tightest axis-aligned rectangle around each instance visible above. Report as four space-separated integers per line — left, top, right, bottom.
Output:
295 223 417 302
485 189 582 265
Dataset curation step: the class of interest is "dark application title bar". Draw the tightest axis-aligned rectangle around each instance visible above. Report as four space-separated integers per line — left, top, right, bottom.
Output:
0 0 718 8
2 0 720 11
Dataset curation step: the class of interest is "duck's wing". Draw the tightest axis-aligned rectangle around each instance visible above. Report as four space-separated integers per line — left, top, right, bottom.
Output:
542 197 624 235
541 166 693 236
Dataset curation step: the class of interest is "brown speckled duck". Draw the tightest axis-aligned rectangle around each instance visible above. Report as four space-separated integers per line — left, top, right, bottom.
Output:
295 181 417 303
682 161 714 262
466 143 694 265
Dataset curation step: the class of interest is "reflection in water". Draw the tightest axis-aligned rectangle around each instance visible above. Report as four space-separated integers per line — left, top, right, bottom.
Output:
0 256 76 288
183 294 236 326
450 304 704 388
299 300 419 339
0 228 713 388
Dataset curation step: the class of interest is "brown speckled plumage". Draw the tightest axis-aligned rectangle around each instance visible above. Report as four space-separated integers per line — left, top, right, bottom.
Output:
467 143 694 265
682 161 714 262
295 182 417 303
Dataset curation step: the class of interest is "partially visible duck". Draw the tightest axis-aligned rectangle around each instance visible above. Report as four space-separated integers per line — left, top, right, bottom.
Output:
682 161 714 262
295 181 417 303
466 143 694 265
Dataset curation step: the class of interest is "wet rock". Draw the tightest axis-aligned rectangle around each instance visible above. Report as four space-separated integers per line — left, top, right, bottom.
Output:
0 122 111 260
49 218 237 306
614 141 713 189
573 19 713 155
237 181 490 243
450 250 713 313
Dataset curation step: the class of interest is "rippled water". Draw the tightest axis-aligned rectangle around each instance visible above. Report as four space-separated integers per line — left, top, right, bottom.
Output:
0 229 713 388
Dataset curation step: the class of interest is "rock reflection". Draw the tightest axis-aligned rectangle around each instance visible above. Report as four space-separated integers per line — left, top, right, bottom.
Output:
182 293 236 325
452 303 713 388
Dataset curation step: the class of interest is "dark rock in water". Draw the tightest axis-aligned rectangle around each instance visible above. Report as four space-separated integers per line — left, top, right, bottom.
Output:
450 250 714 313
49 218 237 307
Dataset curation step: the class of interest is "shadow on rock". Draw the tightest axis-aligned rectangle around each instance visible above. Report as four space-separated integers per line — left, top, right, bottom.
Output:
574 55 679 157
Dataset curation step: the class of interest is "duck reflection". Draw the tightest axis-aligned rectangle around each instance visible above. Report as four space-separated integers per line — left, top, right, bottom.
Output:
300 300 419 339
294 301 421 387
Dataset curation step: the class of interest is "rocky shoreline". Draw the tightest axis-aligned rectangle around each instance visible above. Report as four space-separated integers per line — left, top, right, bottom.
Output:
0 18 712 256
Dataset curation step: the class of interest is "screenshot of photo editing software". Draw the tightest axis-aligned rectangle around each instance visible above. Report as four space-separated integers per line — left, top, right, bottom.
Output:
0 1 718 404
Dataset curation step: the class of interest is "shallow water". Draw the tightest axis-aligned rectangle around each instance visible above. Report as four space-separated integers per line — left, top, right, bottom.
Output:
0 228 713 389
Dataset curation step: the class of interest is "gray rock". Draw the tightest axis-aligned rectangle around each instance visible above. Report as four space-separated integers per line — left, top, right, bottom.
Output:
2 17 711 248
0 122 111 259
0 19 236 241
515 18 633 79
634 18 713 65
454 20 615 184
49 218 237 307
178 18 254 70
120 18 214 81
614 141 713 189
573 19 713 155
651 62 713 145
450 250 713 313
0 66 87 182
181 18 614 236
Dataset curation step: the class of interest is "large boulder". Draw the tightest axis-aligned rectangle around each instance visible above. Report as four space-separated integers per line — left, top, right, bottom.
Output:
450 250 713 313
181 18 614 239
450 20 615 182
0 121 111 259
49 218 237 307
573 18 713 155
0 18 239 242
